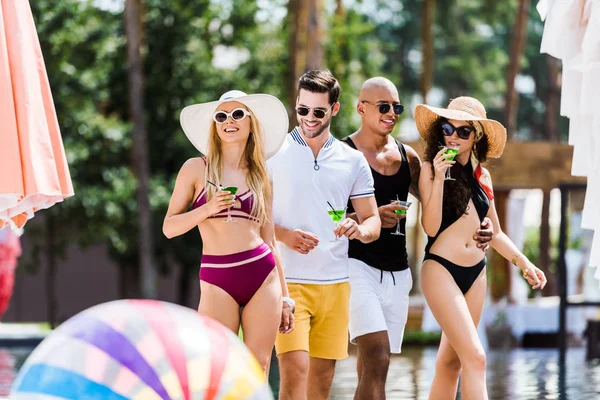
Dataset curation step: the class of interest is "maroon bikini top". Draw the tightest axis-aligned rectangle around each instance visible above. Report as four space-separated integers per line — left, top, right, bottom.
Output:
192 157 256 220
192 187 256 221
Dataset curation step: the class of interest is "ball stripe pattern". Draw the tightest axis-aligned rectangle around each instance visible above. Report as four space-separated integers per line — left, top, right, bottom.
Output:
10 300 273 400
129 300 190 400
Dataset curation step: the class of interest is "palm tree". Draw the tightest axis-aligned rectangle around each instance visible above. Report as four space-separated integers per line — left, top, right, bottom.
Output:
124 0 156 299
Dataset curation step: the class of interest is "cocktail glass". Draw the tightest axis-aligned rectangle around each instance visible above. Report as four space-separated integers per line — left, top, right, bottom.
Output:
328 207 346 242
439 145 459 181
391 196 412 236
222 186 238 222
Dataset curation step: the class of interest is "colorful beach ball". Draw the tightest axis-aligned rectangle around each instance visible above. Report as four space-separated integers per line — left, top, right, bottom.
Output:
10 300 273 400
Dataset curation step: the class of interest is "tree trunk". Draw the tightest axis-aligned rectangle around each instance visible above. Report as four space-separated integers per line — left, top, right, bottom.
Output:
544 55 561 142
45 215 58 329
538 55 561 296
503 0 530 138
119 264 141 299
335 0 345 16
125 0 156 299
305 0 324 71
490 190 511 301
420 0 435 102
287 0 309 127
539 188 557 296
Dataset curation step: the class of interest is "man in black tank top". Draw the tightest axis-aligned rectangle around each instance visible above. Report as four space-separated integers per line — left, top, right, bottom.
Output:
344 78 494 400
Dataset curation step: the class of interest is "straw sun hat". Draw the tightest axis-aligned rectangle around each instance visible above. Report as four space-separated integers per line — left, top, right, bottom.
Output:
414 97 507 158
180 90 288 159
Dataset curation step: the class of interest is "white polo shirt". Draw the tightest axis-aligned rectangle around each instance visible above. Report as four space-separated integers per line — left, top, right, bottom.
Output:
267 127 375 284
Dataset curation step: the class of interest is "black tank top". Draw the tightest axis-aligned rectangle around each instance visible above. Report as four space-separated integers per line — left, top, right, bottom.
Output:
344 136 411 272
425 161 491 254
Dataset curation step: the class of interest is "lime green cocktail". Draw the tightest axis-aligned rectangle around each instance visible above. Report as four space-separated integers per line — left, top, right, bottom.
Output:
391 197 412 236
328 207 346 242
222 186 238 222
439 145 460 181
328 210 345 223
444 147 459 161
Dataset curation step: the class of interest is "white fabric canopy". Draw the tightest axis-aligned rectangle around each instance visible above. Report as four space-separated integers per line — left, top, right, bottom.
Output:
538 0 600 283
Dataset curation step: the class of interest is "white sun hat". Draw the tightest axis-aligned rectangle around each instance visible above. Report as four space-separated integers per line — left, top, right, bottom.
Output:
180 90 289 159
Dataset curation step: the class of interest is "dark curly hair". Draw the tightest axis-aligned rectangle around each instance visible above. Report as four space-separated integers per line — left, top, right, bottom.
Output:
423 118 490 219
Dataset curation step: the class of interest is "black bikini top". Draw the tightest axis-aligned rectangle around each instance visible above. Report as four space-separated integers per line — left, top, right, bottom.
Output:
426 161 491 253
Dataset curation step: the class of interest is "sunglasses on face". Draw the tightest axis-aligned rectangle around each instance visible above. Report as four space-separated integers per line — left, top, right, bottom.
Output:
441 122 474 140
361 100 404 115
213 108 250 124
296 104 334 119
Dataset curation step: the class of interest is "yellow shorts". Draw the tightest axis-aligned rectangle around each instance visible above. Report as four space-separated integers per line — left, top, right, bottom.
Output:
275 282 350 360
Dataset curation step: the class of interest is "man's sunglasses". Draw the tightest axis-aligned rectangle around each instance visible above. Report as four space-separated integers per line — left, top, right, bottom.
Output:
361 101 404 115
213 108 250 124
441 122 474 140
296 104 334 119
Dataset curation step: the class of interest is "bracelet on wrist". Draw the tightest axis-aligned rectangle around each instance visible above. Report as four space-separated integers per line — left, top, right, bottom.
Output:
282 296 295 313
511 253 521 267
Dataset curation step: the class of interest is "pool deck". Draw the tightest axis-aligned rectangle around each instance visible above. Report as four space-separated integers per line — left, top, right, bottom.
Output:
0 324 47 348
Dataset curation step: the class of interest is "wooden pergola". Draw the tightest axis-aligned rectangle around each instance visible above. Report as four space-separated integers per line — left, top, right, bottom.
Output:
405 140 586 300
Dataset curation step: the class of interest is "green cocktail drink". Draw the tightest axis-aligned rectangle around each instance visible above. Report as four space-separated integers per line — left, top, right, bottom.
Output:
328 210 345 223
391 199 411 236
222 186 238 222
439 145 460 181
444 147 459 161
222 186 238 201
327 207 346 241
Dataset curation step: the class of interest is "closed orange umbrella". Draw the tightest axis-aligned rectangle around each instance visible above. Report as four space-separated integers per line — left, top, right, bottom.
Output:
0 0 74 229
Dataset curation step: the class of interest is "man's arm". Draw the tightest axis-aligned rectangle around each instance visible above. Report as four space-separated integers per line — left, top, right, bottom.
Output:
336 196 380 243
404 144 422 201
275 224 319 255
475 218 494 251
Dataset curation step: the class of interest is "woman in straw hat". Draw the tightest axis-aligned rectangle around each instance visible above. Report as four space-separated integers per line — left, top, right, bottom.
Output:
416 97 547 398
163 90 294 375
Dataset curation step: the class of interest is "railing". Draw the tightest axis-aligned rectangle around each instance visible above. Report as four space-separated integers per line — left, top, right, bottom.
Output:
557 182 597 365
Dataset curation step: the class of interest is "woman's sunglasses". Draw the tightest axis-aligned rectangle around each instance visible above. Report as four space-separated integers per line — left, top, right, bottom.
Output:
213 108 250 124
362 101 404 115
441 122 473 140
296 104 334 119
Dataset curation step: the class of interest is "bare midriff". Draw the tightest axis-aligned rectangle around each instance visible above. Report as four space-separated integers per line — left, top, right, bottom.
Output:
198 218 264 259
427 199 485 267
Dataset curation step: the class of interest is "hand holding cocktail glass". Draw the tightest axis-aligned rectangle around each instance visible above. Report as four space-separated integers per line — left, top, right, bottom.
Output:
327 202 347 241
434 145 458 181
207 181 237 222
327 202 363 241
390 195 411 236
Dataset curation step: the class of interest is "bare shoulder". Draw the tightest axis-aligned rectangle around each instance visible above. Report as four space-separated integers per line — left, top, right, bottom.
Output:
403 144 421 162
178 157 205 180
182 157 205 170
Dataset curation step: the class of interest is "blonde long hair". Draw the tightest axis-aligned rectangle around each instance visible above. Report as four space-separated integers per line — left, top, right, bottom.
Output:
204 106 271 224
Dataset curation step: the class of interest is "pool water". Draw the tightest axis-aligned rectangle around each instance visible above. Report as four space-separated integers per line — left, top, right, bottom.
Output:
3 346 599 399
331 347 600 399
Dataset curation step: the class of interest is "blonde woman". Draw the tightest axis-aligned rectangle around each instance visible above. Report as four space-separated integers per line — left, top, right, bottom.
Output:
416 97 547 399
163 91 294 375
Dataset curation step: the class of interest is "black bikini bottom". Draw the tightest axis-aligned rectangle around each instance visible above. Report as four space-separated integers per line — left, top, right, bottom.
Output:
424 253 486 294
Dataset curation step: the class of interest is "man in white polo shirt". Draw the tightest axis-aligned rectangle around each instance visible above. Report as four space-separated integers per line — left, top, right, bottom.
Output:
268 70 381 400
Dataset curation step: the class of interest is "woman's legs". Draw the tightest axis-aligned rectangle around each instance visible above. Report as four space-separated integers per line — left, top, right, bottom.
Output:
421 260 488 400
241 268 282 376
428 265 487 399
198 281 241 333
